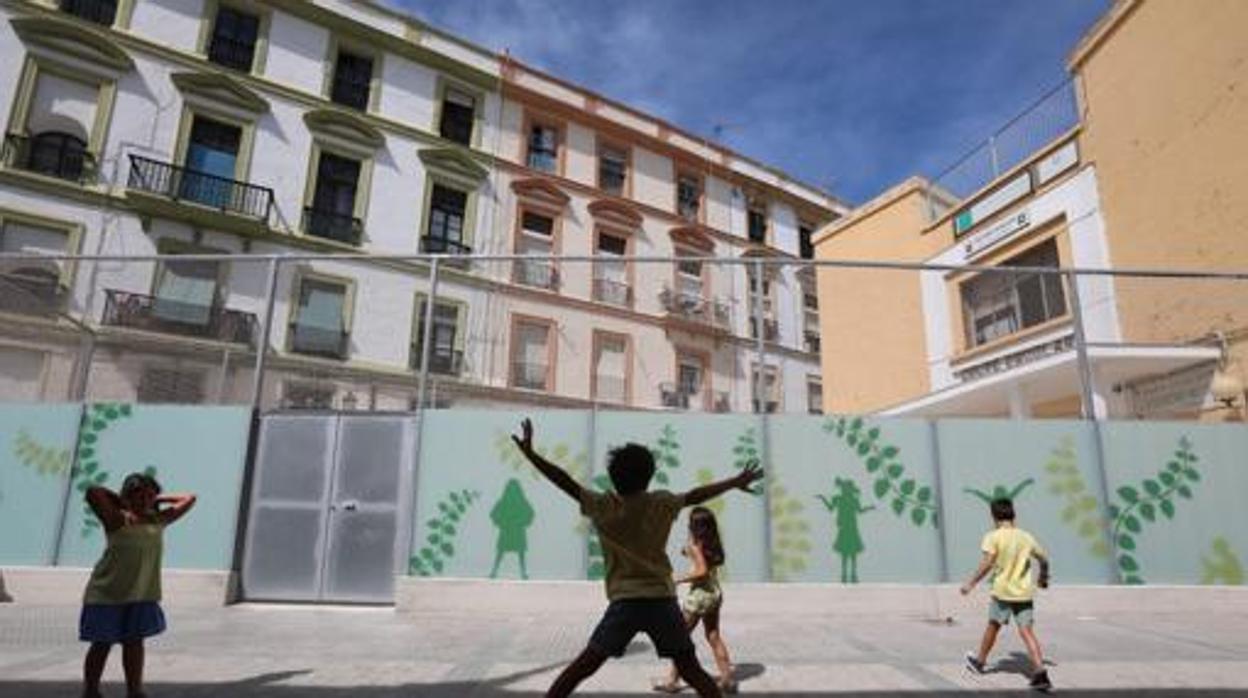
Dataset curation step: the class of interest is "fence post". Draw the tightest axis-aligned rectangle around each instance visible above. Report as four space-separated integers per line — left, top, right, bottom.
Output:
415 257 441 413
249 257 281 410
988 134 1000 178
1066 269 1122 583
399 257 442 577
752 258 775 581
926 420 952 583
70 333 95 401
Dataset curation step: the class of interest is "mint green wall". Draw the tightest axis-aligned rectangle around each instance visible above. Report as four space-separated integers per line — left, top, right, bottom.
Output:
0 403 250 570
0 404 80 565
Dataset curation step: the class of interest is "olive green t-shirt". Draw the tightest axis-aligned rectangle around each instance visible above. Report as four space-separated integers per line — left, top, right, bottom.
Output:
580 489 684 601
84 523 164 605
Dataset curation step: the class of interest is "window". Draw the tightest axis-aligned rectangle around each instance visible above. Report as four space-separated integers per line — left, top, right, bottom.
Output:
59 0 117 26
751 365 780 413
306 152 361 244
677 173 702 222
598 143 628 196
670 352 707 410
291 277 348 359
330 50 373 111
207 6 260 72
514 209 556 289
593 333 629 404
803 285 820 352
511 319 552 391
593 232 630 307
799 223 815 260
424 184 469 253
0 220 70 313
153 256 219 327
961 239 1067 349
675 251 704 300
138 366 206 404
806 377 823 415
283 381 335 410
526 122 559 173
439 87 476 146
10 72 100 182
180 116 242 208
748 201 767 243
412 299 462 375
747 267 777 340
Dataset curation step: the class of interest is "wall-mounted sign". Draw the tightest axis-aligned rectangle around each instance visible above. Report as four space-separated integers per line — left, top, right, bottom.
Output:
964 210 1031 258
953 170 1032 237
1036 141 1079 185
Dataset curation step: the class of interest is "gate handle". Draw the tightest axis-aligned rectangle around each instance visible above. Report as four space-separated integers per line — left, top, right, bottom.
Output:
340 500 359 512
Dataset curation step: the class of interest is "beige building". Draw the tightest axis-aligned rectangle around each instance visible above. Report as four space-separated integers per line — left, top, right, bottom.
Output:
814 0 1248 420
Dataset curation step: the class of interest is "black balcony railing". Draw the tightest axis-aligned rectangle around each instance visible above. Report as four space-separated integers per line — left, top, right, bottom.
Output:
4 133 96 183
0 268 67 316
514 259 559 291
303 207 363 245
101 290 256 345
207 34 257 72
805 330 821 354
512 361 549 391
289 321 350 360
661 382 703 410
712 391 731 413
421 236 472 255
410 347 464 376
592 277 633 308
60 0 117 25
659 288 730 329
127 155 274 221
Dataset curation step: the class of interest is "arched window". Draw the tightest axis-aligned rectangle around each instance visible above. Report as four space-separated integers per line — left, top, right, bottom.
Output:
27 131 89 181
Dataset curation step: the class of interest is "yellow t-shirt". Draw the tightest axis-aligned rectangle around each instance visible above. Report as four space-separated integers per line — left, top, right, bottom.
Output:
580 489 684 601
981 526 1044 602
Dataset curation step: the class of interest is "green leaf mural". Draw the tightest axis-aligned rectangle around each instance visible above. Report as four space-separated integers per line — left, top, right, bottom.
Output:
72 403 141 538
409 489 481 576
822 417 937 528
1109 436 1202 584
769 481 812 581
493 431 589 484
13 430 72 476
964 478 1035 505
1201 537 1244 585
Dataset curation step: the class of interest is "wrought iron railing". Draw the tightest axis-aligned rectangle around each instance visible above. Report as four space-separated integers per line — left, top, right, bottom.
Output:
804 330 821 354
594 375 628 405
59 0 117 25
0 269 67 316
659 382 691 410
288 321 350 359
658 287 730 329
592 277 633 308
410 346 464 376
514 259 559 291
101 290 257 345
511 361 549 391
303 207 363 246
3 133 96 183
127 155 274 221
207 33 257 72
750 317 779 342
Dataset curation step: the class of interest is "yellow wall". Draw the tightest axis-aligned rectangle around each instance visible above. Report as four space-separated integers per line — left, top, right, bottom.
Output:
813 180 946 412
1076 0 1248 349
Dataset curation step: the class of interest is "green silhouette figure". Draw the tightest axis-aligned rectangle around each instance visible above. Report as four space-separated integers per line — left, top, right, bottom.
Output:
964 478 1035 504
817 478 875 584
489 478 535 579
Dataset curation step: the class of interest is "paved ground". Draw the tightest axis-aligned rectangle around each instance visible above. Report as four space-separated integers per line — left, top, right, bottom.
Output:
3 596 1248 696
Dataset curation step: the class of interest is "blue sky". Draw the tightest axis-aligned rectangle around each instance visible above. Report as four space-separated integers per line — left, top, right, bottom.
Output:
388 0 1109 204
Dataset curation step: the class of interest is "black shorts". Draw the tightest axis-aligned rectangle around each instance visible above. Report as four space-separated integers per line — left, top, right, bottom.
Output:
588 597 696 659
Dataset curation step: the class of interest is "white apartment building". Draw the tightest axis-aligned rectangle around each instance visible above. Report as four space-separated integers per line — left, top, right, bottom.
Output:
0 0 844 413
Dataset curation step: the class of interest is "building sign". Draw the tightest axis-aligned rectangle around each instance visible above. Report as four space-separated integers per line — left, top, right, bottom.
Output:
964 210 1030 258
1036 141 1079 185
953 335 1073 383
953 170 1032 237
1125 362 1217 418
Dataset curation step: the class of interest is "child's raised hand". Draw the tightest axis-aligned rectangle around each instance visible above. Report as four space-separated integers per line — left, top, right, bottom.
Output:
735 460 764 493
511 418 535 454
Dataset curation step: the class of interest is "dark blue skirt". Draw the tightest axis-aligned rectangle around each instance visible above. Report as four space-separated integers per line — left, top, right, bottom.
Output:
79 602 166 643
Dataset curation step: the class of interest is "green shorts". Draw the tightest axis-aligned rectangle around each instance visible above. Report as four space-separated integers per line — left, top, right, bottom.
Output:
988 597 1035 626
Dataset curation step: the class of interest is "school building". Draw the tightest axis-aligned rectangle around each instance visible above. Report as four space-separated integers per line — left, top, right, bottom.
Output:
813 0 1248 421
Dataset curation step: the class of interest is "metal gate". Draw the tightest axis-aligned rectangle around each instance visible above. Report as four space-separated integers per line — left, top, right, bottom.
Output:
241 413 414 603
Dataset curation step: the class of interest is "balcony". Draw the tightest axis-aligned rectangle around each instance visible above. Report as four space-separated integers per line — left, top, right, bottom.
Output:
660 383 720 411
59 0 117 25
514 259 559 291
410 347 464 376
594 375 628 404
592 277 633 308
660 383 692 410
127 155 274 221
659 287 730 331
3 133 96 184
805 330 821 354
0 268 68 317
511 361 549 391
207 34 256 72
289 322 349 360
101 290 256 345
303 207 362 246
712 391 731 413
749 317 779 342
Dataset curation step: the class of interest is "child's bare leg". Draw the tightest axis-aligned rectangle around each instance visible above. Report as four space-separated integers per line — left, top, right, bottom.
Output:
121 640 144 696
702 607 733 680
547 646 608 698
1018 624 1045 674
976 621 1001 664
672 650 722 698
83 642 111 696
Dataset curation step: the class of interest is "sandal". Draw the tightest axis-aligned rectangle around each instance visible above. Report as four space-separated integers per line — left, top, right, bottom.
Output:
652 678 683 693
719 677 740 694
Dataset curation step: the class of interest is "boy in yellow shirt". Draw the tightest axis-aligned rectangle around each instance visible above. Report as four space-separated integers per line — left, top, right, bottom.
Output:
512 419 761 697
960 498 1052 692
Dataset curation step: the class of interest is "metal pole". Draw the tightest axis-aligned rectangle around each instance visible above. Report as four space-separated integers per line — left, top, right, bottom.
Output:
926 420 951 583
70 333 96 401
752 258 775 581
215 348 231 405
988 134 1000 178
249 258 281 410
752 259 768 413
401 258 441 576
1065 269 1121 583
415 258 441 413
50 403 89 566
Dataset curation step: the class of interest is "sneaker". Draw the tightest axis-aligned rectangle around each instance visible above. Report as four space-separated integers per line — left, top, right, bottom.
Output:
965 652 987 675
1030 670 1053 692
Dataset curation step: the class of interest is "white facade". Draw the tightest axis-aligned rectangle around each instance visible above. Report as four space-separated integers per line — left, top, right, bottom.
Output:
0 0 843 412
